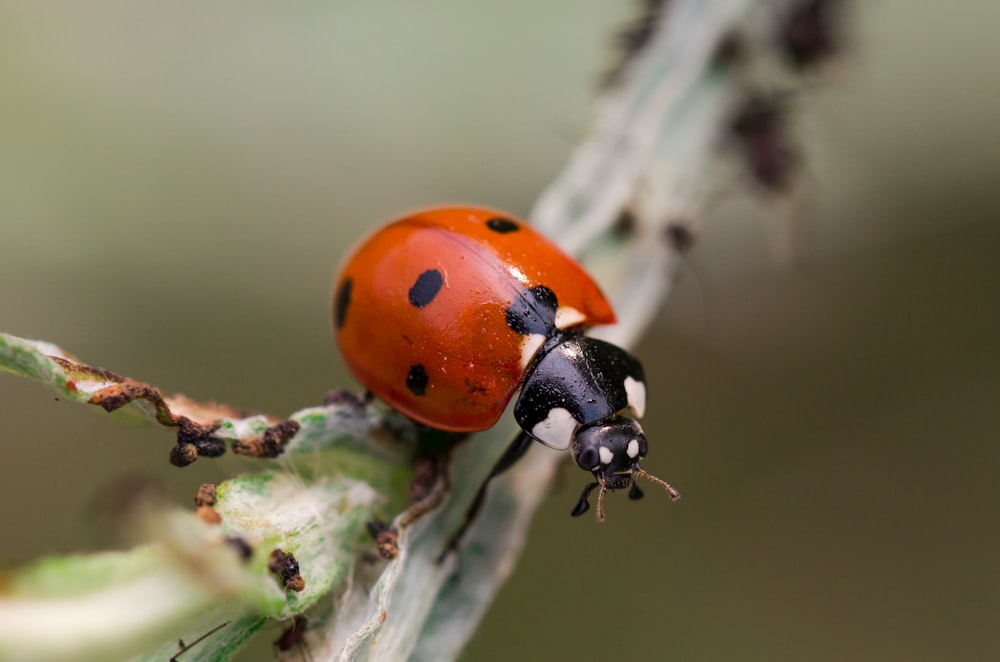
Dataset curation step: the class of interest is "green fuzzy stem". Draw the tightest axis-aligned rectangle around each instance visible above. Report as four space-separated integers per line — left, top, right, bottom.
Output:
0 471 386 661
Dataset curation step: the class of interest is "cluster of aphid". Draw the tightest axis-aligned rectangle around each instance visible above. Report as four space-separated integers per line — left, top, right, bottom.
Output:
167 483 309 660
723 0 845 197
608 0 846 202
193 482 305 592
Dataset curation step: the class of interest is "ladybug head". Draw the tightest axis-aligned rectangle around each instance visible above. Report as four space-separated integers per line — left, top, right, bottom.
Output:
569 417 680 521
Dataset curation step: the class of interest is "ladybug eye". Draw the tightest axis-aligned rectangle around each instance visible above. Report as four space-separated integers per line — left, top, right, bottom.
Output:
576 446 600 471
626 437 646 460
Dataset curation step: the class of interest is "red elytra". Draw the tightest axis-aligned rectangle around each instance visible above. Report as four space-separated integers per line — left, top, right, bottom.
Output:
332 206 616 431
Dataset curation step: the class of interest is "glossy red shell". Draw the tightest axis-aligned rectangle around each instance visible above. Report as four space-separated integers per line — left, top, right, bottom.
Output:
332 207 616 431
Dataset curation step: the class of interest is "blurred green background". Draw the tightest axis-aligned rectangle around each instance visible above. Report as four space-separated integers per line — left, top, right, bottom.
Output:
2 2 998 661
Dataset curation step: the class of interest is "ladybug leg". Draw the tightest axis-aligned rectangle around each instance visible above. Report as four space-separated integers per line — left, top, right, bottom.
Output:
570 481 600 517
437 431 535 563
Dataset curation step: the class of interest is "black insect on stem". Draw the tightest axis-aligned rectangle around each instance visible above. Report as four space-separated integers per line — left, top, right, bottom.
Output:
231 419 301 459
193 482 223 525
274 615 311 660
170 419 225 466
611 209 638 239
193 483 217 507
601 0 669 88
366 520 400 560
224 535 254 562
779 0 844 70
712 29 747 70
665 221 696 254
729 90 799 193
269 549 305 592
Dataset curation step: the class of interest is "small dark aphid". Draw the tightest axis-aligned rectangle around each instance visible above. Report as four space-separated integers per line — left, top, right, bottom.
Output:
224 536 254 562
194 483 217 507
780 0 843 70
712 30 748 69
611 209 638 238
274 615 311 660
169 419 226 467
729 91 799 193
177 418 226 456
269 549 305 592
665 222 696 254
231 419 301 459
366 520 400 560
193 483 222 524
170 442 199 467
602 0 669 88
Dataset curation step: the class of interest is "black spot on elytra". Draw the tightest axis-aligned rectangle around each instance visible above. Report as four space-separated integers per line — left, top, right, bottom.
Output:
486 217 519 234
408 269 443 308
334 278 352 329
505 285 558 336
406 364 429 396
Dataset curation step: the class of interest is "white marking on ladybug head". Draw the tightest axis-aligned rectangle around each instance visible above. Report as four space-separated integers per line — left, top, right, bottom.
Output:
598 446 614 465
531 407 577 451
627 438 640 459
554 306 585 329
624 376 646 418
519 333 546 370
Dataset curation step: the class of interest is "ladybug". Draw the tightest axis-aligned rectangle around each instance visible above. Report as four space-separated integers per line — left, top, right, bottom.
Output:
332 207 678 547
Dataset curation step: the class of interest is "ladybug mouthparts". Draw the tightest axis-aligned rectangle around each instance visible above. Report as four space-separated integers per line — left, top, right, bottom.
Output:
601 473 635 491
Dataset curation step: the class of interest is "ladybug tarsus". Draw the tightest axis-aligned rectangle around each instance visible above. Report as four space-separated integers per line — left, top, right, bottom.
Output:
571 482 598 517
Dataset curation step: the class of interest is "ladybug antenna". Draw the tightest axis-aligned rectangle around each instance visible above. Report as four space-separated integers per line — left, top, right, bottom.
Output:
634 467 682 501
595 478 608 523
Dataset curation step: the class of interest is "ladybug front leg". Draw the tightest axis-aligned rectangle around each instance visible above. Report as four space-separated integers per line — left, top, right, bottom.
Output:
437 430 535 562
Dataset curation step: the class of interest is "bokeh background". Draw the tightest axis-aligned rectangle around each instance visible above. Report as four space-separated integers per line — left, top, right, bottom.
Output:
2 2 998 661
